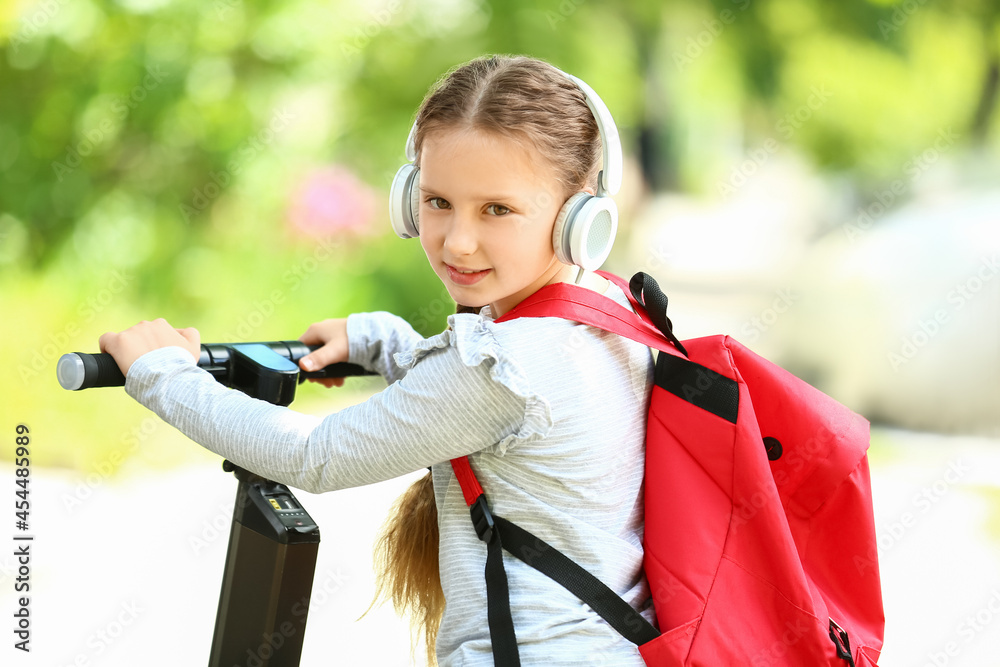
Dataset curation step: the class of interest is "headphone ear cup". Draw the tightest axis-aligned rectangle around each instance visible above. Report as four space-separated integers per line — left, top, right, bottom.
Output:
389 163 420 238
552 193 618 270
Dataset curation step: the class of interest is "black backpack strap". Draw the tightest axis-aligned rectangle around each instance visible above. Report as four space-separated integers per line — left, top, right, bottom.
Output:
469 496 522 666
466 493 659 665
627 272 688 357
494 516 660 646
484 524 522 665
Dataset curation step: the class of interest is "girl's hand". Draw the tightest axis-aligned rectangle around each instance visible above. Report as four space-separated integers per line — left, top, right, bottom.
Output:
297 318 349 388
99 319 201 377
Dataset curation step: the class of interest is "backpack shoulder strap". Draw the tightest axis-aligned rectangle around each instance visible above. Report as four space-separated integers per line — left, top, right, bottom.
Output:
614 271 689 357
448 456 660 654
448 271 685 659
495 271 688 358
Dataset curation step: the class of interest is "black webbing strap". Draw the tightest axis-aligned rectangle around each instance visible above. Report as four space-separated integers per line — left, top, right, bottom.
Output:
829 618 856 666
495 516 660 646
469 497 658 666
628 272 689 357
483 523 521 666
654 353 740 424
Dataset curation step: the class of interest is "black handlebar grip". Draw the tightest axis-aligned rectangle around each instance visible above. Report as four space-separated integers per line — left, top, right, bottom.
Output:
57 352 125 390
299 362 371 380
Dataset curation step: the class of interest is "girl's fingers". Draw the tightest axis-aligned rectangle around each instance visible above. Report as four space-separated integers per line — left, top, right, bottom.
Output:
176 326 201 359
98 331 116 354
297 319 349 372
298 323 324 346
177 326 200 344
300 346 346 372
298 319 351 389
99 320 200 376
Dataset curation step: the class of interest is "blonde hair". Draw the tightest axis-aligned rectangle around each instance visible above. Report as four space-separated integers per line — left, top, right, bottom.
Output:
368 55 603 665
414 54 602 200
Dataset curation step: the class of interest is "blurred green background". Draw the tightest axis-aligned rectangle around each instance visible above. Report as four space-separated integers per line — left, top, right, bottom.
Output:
2 0 999 467
1 1 1000 664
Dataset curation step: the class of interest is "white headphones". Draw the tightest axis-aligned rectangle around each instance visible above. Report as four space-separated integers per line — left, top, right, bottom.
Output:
388 68 622 271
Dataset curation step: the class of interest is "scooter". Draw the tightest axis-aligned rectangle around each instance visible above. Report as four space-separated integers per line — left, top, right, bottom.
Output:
58 341 372 667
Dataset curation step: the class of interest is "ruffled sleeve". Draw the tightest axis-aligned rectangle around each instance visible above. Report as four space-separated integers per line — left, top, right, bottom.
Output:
394 313 552 456
346 311 424 384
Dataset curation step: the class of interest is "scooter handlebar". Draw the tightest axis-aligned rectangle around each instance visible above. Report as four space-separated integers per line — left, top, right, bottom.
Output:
57 341 371 391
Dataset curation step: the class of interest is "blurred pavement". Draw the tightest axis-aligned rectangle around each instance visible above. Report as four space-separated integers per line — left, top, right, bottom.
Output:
1 425 999 666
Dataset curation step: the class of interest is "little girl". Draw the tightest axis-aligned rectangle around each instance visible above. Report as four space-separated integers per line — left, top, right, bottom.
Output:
100 54 656 666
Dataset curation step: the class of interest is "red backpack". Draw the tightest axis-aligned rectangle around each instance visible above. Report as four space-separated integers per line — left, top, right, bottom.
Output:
449 271 884 666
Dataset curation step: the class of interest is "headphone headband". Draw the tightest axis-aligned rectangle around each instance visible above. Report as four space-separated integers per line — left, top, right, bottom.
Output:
402 67 620 195
564 73 622 197
404 119 417 163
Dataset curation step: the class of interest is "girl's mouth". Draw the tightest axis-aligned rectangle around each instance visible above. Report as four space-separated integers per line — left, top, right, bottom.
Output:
446 264 492 286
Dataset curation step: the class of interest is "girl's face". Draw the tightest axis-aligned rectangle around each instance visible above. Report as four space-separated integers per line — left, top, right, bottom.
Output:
417 127 576 318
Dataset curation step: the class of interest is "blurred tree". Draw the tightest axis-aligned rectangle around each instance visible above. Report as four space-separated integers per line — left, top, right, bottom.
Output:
947 0 1000 141
0 0 996 271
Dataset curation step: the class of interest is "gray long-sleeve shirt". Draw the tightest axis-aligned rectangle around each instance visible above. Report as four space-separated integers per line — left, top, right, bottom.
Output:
125 281 655 665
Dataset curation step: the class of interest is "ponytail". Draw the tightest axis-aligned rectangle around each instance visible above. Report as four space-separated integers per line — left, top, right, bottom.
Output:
366 306 481 664
367 470 443 665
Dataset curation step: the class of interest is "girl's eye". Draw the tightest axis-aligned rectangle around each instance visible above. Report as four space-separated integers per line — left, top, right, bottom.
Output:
426 197 450 210
486 204 511 216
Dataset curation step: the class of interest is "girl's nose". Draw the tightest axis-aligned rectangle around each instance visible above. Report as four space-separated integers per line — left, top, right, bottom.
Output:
443 212 478 257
